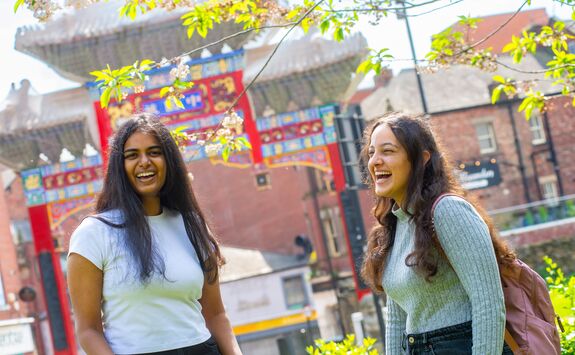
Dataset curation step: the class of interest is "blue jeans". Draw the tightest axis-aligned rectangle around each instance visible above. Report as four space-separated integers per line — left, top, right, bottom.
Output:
401 321 513 354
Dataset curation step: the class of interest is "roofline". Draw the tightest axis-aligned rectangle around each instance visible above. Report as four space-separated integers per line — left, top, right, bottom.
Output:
427 90 562 117
220 262 309 284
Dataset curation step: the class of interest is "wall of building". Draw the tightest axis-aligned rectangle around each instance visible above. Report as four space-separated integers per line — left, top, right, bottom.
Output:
430 100 575 211
546 97 575 196
0 174 24 320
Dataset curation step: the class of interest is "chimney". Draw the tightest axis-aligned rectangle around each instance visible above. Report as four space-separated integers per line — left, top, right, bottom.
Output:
374 68 392 88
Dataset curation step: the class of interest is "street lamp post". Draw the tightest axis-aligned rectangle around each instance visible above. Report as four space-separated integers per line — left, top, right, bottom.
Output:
397 0 429 115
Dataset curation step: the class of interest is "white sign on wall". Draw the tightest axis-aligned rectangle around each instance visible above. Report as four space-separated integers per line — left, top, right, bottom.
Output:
0 319 35 355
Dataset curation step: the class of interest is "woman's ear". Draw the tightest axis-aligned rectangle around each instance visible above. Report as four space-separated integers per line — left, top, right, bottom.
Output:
422 150 431 166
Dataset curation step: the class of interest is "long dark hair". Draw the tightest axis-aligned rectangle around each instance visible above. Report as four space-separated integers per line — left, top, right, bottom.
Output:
360 113 515 292
95 113 223 284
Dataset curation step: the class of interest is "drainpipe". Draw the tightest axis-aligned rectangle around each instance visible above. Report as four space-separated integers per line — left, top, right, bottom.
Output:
506 103 532 203
530 151 543 200
306 167 346 336
542 112 564 196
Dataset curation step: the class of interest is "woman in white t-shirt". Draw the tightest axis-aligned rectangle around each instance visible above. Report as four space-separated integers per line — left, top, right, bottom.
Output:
67 114 241 355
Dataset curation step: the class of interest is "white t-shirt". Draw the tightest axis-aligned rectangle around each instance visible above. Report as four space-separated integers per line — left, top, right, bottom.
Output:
68 208 211 354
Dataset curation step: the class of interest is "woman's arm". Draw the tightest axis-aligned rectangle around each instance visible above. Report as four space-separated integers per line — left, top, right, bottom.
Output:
385 297 407 355
67 253 114 355
200 279 242 355
434 197 506 355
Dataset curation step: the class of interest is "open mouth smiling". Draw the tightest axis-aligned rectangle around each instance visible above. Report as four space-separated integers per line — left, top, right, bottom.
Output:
136 171 156 181
374 171 391 182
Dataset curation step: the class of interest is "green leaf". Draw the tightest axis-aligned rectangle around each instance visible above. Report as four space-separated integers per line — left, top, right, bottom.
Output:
13 0 24 13
159 87 171 98
518 97 530 112
356 59 372 74
222 145 230 162
236 137 252 150
502 42 516 53
513 50 523 63
492 75 506 84
491 85 503 104
286 7 300 20
320 20 330 34
334 27 344 42
173 97 185 109
554 21 566 32
129 4 137 20
101 87 113 108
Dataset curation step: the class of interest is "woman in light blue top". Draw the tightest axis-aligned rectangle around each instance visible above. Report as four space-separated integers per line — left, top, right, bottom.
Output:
360 113 516 355
67 114 242 355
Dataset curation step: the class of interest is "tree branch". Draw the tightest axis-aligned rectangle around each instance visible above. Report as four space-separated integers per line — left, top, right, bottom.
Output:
226 0 325 113
496 59 575 74
463 0 529 52
197 0 325 152
325 0 445 13
406 0 465 17
176 22 298 61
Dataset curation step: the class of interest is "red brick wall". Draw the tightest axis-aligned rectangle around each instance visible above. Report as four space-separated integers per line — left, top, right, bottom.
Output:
546 97 575 196
4 175 30 221
429 101 573 212
0 174 25 320
189 161 355 273
190 160 315 254
504 219 575 247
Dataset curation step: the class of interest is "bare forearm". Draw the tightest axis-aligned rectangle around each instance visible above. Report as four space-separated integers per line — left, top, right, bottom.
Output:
78 329 114 355
206 313 242 355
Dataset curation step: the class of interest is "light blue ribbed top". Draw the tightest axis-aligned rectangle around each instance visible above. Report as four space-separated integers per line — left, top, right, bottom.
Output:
382 196 505 355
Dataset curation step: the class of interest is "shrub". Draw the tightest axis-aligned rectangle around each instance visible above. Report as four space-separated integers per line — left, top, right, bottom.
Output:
543 256 575 354
306 334 378 355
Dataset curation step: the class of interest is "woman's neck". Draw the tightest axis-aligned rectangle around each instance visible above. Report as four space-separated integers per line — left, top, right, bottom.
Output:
142 197 162 216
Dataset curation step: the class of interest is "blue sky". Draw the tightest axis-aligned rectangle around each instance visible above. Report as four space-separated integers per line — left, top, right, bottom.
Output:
1 0 573 100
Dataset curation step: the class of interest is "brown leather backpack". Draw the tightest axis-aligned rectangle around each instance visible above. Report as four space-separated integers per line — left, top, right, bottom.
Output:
432 194 562 354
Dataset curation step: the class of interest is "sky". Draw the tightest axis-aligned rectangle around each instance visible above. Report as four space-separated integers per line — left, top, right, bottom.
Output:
0 0 573 101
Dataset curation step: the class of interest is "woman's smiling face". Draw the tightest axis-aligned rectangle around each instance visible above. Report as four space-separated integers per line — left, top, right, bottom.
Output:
367 124 412 205
123 131 167 205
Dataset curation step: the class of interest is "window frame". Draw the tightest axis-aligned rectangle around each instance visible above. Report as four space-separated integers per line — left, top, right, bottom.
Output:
320 207 344 257
281 274 309 310
474 120 498 154
0 272 7 310
529 114 547 145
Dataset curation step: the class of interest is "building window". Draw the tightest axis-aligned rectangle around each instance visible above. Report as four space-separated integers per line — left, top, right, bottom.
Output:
282 275 308 310
313 169 334 192
474 122 497 154
541 181 558 200
320 207 345 257
11 220 33 244
529 114 546 145
539 175 559 207
0 272 6 309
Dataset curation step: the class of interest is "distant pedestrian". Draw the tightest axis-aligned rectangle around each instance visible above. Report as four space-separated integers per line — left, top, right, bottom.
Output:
67 113 241 355
360 113 515 354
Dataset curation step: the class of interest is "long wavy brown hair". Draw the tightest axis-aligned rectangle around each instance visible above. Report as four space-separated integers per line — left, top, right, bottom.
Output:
360 113 515 293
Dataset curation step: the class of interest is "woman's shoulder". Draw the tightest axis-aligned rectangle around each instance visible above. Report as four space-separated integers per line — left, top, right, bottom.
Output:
76 209 125 232
432 194 481 221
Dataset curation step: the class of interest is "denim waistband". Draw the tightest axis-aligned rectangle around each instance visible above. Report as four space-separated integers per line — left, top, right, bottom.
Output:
403 321 472 347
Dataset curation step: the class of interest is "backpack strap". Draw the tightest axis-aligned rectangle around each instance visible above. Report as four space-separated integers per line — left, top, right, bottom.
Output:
431 193 463 215
505 329 520 353
431 193 521 353
431 193 462 227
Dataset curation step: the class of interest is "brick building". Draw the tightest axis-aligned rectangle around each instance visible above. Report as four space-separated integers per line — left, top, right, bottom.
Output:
360 12 575 270
0 171 37 354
